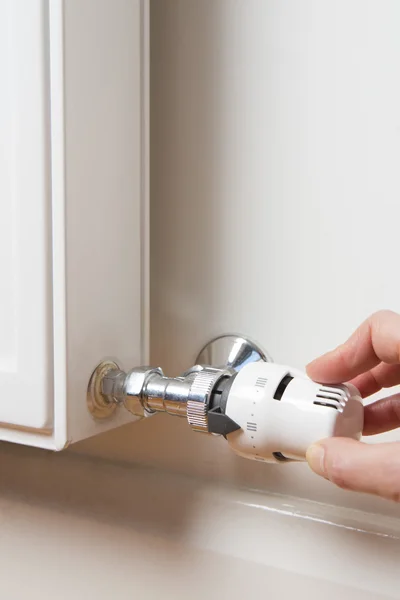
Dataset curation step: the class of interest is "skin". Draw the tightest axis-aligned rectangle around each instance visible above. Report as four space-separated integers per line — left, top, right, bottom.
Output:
306 310 400 502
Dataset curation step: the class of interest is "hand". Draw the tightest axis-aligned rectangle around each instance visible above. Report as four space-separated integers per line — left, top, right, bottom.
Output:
306 310 400 502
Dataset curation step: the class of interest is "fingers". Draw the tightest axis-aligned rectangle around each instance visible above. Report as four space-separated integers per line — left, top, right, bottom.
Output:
363 393 400 435
350 363 400 398
306 310 400 384
306 438 400 502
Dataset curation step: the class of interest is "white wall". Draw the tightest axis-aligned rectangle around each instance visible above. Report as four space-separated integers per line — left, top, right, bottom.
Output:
75 0 400 517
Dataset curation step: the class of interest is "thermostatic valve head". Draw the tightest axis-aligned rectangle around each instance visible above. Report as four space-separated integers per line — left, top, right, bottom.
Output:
222 362 364 463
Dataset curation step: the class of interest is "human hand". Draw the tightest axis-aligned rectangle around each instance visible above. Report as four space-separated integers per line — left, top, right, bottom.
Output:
306 310 400 502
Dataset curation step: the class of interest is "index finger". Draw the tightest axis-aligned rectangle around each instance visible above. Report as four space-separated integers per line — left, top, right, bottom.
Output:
306 310 400 384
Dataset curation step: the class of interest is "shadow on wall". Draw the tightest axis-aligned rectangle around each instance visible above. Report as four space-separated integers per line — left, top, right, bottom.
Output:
71 414 400 520
150 0 240 375
0 441 201 538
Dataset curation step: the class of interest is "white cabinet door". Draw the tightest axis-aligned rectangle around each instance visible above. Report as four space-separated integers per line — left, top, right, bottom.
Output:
0 0 148 449
0 1 53 432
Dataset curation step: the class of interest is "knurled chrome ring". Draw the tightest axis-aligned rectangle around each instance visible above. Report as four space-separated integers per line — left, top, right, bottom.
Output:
187 368 230 433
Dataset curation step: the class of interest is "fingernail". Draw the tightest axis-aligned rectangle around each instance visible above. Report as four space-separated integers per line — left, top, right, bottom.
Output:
306 444 326 477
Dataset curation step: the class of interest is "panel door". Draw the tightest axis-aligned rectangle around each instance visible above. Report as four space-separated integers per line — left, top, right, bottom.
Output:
0 0 148 449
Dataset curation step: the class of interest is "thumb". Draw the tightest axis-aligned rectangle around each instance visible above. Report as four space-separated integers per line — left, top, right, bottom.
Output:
306 438 400 502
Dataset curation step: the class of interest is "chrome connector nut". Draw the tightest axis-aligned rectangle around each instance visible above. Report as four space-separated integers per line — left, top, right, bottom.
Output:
101 370 127 401
123 366 163 417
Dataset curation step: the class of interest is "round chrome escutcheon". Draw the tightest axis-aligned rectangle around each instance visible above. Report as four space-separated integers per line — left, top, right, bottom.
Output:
196 335 271 372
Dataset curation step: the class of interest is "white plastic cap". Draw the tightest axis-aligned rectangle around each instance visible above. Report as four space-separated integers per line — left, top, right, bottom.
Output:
224 362 364 463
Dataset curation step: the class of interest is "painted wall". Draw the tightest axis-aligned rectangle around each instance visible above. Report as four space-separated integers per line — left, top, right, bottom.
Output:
76 0 400 517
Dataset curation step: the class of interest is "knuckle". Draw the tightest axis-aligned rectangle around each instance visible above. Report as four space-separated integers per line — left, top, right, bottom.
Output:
368 369 380 389
371 309 396 322
369 310 400 363
335 343 352 372
382 461 400 503
370 309 397 340
388 396 400 424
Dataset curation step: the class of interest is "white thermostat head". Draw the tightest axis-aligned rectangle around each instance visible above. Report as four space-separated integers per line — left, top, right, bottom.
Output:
224 362 364 463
